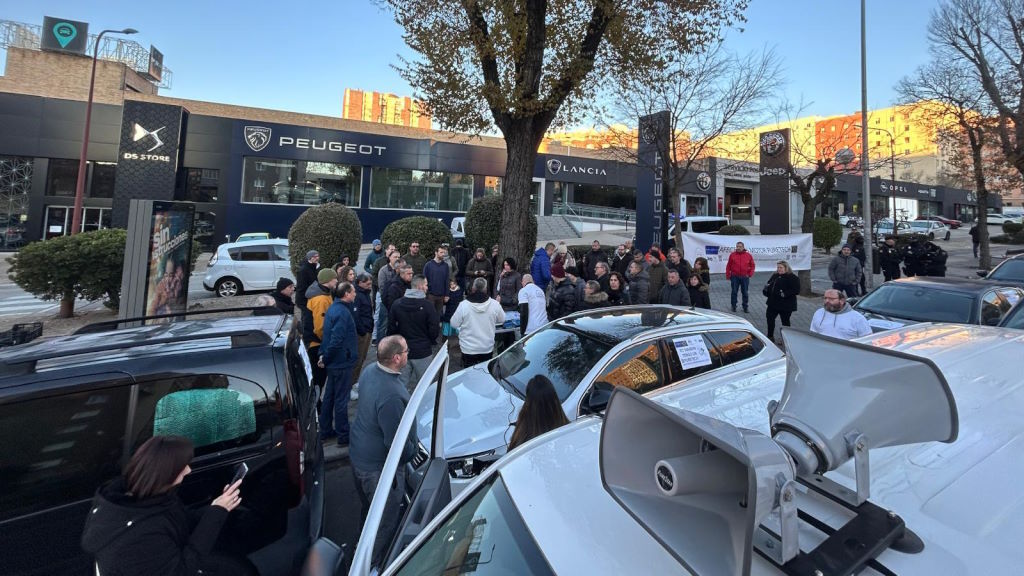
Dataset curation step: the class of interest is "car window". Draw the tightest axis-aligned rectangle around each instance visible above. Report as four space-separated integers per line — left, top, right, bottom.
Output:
272 244 289 261
989 260 1024 282
855 285 976 323
692 220 727 233
492 326 612 402
0 382 131 519
593 340 665 395
707 331 765 365
393 475 554 576
1002 303 1024 330
980 289 1019 326
129 374 277 458
228 248 241 261
662 334 722 381
239 246 271 261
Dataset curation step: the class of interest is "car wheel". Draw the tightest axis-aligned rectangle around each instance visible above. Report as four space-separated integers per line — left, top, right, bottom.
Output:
928 233 935 240
215 277 242 297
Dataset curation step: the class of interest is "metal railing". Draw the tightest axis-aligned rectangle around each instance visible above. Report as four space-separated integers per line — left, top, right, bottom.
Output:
554 201 636 222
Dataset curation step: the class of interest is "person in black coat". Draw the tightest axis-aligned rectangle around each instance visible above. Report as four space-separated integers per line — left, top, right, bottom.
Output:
849 233 868 296
878 237 902 282
686 273 711 309
294 250 320 310
606 272 631 306
270 277 295 315
578 280 611 310
658 269 692 307
352 274 376 383
764 260 800 342
548 269 579 320
81 436 255 576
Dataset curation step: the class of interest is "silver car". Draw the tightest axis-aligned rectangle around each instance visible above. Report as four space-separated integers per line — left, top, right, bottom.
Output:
415 305 783 490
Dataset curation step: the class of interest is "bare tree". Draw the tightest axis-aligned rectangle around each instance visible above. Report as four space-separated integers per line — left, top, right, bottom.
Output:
604 43 783 253
929 0 1024 178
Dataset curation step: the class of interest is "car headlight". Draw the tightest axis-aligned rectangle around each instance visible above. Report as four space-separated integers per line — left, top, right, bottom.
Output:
446 450 497 479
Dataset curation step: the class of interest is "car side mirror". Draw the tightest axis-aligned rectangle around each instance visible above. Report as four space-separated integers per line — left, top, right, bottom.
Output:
976 270 988 278
583 381 615 414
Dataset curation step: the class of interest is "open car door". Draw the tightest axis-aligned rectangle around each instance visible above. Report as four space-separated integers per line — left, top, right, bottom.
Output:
349 347 451 575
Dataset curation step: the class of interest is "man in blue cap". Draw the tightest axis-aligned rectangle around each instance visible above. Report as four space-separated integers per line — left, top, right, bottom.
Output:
363 239 384 274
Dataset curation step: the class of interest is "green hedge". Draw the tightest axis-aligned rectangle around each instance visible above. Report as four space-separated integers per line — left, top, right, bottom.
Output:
991 232 1024 245
380 216 453 256
464 195 538 257
287 203 362 275
1003 222 1024 235
717 224 751 236
812 218 843 254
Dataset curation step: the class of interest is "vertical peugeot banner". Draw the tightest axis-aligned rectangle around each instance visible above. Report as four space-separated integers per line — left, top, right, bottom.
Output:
112 101 189 228
119 200 195 324
636 111 670 252
758 128 792 234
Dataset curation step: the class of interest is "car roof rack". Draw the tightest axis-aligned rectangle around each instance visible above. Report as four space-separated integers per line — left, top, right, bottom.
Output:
73 306 287 334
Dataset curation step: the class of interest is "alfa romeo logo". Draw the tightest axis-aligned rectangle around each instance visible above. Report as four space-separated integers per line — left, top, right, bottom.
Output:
244 126 272 152
546 159 562 175
641 122 657 144
760 131 786 157
696 171 711 191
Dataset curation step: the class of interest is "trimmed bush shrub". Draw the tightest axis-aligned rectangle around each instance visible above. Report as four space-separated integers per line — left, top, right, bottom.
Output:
1002 222 1023 235
812 217 843 254
991 232 1024 245
7 228 127 316
717 224 751 236
464 195 538 257
380 216 453 257
287 203 362 275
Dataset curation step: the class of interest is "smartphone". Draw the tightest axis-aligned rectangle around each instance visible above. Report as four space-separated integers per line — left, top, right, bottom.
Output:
230 462 248 485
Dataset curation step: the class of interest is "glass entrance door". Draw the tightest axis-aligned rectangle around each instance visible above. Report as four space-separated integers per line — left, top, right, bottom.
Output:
530 178 545 216
43 206 69 239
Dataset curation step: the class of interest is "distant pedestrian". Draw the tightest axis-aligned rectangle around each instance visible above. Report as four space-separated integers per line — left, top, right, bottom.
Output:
507 375 570 451
606 272 630 306
532 242 556 293
548 266 579 319
552 242 576 271
389 275 439 389
969 224 980 258
810 289 871 339
666 248 692 280
404 241 427 276
335 264 356 285
270 277 295 315
363 239 384 273
518 274 549 335
565 266 587 304
686 273 710 309
827 244 862 298
373 248 401 343
611 244 633 276
659 268 691 307
295 250 320 311
693 257 711 287
625 261 650 305
646 251 668 303
726 242 755 313
764 261 800 343
451 277 505 368
879 237 902 282
594 261 612 293
466 247 495 294
352 274 375 386
303 268 339 392
318 282 359 445
583 240 608 281
490 244 501 273
579 280 610 310
495 257 522 311
383 264 413 321
441 278 464 340
850 234 867 295
451 238 471 289
422 245 450 317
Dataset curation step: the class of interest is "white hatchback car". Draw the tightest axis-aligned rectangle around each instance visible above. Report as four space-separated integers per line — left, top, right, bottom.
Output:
203 238 294 297
307 323 1024 575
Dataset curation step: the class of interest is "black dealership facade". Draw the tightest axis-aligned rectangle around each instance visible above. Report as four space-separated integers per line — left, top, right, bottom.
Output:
0 91 645 248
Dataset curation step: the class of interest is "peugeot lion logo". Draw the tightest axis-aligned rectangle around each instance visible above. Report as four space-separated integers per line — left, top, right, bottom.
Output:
131 123 165 152
760 131 786 157
244 126 272 152
546 159 562 175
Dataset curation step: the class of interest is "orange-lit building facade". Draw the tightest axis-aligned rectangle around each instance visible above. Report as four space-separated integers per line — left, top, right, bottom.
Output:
342 89 431 130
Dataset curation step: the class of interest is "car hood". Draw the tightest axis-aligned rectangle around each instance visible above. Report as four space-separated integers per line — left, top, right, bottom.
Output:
415 363 524 459
858 310 918 333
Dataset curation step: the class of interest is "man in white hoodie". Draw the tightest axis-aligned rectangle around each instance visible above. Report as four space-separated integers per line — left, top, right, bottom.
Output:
810 289 871 339
451 277 506 369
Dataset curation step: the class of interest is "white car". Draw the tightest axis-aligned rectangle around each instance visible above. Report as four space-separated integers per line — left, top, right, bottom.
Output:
413 305 783 493
311 323 1024 575
203 238 294 297
450 216 466 239
875 220 913 242
907 219 948 240
987 213 1021 226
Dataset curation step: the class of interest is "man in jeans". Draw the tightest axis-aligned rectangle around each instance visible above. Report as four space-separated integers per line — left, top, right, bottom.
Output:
349 335 418 563
318 282 358 445
422 245 450 317
725 241 755 313
827 244 863 298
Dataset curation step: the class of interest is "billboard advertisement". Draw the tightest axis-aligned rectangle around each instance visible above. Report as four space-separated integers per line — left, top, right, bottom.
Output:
41 16 89 55
146 45 164 83
144 201 195 319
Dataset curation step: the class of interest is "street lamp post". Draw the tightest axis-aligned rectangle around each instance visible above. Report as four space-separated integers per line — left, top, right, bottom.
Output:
859 0 873 289
855 124 898 241
70 27 137 236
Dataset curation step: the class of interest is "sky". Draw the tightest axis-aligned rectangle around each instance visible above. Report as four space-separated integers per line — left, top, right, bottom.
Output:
1 0 941 126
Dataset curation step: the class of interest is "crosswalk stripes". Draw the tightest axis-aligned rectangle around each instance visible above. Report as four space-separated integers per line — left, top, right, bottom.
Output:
0 295 58 317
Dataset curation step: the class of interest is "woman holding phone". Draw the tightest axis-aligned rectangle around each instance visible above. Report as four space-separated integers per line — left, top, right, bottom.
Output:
82 435 256 575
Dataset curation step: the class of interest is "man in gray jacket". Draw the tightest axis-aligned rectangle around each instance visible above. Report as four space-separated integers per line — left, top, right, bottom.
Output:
828 244 863 298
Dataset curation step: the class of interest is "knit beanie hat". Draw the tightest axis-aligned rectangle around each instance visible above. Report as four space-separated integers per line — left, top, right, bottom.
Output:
551 262 565 279
276 277 294 291
317 269 338 284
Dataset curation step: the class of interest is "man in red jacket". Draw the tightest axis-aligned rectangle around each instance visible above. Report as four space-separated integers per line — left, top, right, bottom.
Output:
725 241 756 313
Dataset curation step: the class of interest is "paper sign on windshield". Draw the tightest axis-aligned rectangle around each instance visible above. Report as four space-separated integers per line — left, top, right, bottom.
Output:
672 336 713 369
297 343 315 384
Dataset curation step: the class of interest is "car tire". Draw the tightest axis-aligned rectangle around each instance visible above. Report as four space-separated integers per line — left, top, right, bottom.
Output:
928 233 935 240
215 277 242 297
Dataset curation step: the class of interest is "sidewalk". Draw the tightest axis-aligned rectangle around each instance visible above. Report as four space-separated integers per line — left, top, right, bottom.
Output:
705 272 820 338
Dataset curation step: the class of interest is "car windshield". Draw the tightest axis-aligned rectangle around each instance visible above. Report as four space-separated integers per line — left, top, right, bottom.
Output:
909 222 930 229
989 259 1024 282
491 325 612 402
1002 303 1024 330
856 284 976 323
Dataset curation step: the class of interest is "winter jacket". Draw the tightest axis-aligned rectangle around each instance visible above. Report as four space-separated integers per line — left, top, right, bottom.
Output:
371 255 392 289
383 277 411 314
765 272 800 313
810 303 872 339
451 246 471 279
879 244 902 268
422 259 450 297
354 285 375 336
607 287 631 306
363 248 384 273
377 264 398 296
548 278 579 319
442 287 464 322
665 258 692 281
659 281 691 307
697 269 711 286
583 249 609 281
404 252 427 276
349 363 418 472
596 273 611 295
687 284 711 309
321 300 358 370
495 270 522 309
725 251 755 279
465 257 494 292
81 478 231 576
270 289 295 315
302 282 333 350
647 260 668 303
389 290 440 359
579 291 610 310
530 247 552 293
969 225 979 243
851 241 867 266
612 251 633 276
828 254 862 286
451 291 505 355
626 268 650 305
295 260 319 309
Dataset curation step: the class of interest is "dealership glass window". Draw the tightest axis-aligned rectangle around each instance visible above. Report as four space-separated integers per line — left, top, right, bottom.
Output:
572 183 637 210
0 156 33 248
484 176 502 196
180 168 219 202
242 157 360 207
370 168 473 212
89 162 116 198
918 200 941 217
46 158 79 197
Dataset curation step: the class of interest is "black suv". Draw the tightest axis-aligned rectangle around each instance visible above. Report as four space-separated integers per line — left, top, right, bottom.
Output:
0 312 324 575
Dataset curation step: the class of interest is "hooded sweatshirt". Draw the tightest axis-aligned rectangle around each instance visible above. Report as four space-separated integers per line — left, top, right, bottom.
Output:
450 291 506 355
810 303 872 339
389 289 440 359
828 253 863 286
81 478 230 576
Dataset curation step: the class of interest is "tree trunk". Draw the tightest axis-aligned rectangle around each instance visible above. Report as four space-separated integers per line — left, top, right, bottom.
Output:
670 181 684 260
500 125 541 274
968 129 991 269
59 297 75 319
799 196 817 296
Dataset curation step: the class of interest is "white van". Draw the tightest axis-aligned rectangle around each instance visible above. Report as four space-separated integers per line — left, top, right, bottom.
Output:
666 216 729 247
450 216 466 239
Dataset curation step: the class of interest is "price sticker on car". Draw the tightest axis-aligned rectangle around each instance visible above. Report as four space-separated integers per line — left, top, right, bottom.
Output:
297 343 315 383
672 335 713 370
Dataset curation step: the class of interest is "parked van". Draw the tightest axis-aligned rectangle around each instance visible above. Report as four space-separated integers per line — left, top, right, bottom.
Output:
450 216 466 239
665 216 729 248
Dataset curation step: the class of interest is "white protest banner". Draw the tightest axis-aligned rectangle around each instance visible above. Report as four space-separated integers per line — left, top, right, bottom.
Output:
681 232 812 274
672 335 713 370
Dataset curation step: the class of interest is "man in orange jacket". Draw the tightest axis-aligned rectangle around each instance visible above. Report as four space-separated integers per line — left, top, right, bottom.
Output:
725 241 755 313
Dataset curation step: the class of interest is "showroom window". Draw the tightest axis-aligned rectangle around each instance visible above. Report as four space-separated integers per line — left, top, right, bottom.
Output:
46 159 79 197
90 162 116 198
370 168 473 212
179 168 219 202
242 157 360 207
